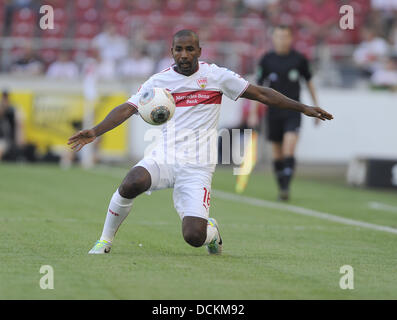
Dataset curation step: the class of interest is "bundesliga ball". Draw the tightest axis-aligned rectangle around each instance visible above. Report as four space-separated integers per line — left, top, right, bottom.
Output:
138 87 176 125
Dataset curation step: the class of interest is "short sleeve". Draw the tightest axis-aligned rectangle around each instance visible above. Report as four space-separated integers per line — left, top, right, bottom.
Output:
126 76 155 110
300 56 312 81
212 64 249 101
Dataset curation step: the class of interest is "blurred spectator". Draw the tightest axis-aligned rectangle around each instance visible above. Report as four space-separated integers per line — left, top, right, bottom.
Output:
82 50 116 80
46 51 80 80
92 23 128 64
390 23 397 55
353 27 390 76
370 57 397 90
10 44 44 76
0 90 35 161
119 48 155 79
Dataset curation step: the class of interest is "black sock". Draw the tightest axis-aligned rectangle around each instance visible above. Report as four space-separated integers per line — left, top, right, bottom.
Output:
273 160 286 191
283 157 296 191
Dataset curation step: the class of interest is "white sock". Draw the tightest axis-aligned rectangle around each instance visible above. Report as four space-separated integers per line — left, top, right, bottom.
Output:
100 190 133 243
204 221 218 245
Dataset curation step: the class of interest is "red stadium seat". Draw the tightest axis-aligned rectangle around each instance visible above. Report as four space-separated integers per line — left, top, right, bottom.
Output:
103 0 127 11
101 9 129 24
131 0 159 16
11 22 35 38
163 0 187 17
192 0 221 17
76 8 100 22
45 0 69 8
13 7 36 23
41 22 68 39
74 22 100 39
53 8 68 24
76 0 98 10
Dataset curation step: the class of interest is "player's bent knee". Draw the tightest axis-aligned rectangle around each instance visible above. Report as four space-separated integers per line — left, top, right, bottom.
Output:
119 167 151 199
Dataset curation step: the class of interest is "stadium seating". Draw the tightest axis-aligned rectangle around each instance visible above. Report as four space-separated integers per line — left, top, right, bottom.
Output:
0 0 386 76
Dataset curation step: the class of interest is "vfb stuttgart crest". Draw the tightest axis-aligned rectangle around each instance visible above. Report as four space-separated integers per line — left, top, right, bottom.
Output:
197 77 208 89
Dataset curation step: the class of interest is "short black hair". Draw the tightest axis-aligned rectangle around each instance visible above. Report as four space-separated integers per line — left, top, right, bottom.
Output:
273 25 293 33
172 29 200 47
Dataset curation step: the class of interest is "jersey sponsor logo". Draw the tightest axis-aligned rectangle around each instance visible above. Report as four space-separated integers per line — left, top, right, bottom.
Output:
172 90 222 107
197 77 208 89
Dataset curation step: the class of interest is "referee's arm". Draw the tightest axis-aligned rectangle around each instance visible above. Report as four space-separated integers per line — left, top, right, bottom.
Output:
241 84 333 121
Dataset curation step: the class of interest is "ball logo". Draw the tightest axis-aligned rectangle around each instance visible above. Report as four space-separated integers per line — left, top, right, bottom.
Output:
139 89 155 105
197 77 208 89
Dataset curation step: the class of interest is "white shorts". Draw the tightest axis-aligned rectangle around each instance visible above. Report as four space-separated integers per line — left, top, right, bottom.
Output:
134 158 213 220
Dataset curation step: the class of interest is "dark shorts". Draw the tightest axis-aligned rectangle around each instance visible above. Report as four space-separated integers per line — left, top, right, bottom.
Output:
265 115 301 143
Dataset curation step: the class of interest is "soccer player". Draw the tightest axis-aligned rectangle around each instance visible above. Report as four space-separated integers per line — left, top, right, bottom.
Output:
250 25 320 201
68 30 333 255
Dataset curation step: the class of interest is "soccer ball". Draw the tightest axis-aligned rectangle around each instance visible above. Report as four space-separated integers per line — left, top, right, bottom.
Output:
138 87 176 125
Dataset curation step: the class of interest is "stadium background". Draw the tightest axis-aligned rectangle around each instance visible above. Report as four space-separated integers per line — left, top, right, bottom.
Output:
1 0 397 300
1 0 396 169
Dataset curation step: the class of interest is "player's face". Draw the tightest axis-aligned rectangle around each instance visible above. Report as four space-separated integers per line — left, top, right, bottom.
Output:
272 29 293 54
171 35 201 76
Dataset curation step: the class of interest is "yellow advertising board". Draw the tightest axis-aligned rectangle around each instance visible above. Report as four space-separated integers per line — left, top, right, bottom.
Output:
9 91 128 156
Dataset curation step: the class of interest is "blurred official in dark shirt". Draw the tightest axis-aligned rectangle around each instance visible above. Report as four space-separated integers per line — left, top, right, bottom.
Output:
249 25 320 201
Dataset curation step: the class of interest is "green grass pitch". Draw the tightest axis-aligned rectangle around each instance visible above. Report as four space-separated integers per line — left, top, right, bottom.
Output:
1 163 397 299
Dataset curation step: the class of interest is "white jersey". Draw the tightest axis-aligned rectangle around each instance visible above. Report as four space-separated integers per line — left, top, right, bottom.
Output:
127 61 249 171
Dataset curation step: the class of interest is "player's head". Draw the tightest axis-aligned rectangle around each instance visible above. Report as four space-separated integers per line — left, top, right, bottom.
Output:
272 25 293 54
171 29 201 76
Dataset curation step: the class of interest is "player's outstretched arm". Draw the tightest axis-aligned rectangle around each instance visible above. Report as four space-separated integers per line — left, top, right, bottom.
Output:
68 103 137 152
241 84 333 121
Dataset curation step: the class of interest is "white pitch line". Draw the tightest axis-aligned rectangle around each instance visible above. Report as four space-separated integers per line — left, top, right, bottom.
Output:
369 201 397 213
213 189 397 235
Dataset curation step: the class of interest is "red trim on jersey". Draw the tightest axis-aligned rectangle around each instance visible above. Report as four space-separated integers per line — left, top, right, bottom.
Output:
126 101 139 110
171 90 222 107
160 67 171 73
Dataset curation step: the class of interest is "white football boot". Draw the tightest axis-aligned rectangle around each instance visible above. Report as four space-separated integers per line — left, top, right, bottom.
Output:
88 240 112 254
206 218 223 255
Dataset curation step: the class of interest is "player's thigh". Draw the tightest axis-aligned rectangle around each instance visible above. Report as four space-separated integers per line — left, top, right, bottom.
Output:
173 168 213 221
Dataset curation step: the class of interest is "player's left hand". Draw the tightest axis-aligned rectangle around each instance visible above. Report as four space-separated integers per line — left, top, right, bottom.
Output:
303 106 333 121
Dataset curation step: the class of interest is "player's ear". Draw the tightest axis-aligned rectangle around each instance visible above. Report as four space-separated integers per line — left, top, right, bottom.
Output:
198 46 202 58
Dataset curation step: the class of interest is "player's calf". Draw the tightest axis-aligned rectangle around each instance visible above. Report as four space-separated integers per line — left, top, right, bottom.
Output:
182 216 207 247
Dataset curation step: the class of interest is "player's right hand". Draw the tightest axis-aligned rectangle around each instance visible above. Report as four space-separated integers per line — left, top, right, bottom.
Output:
67 129 96 152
